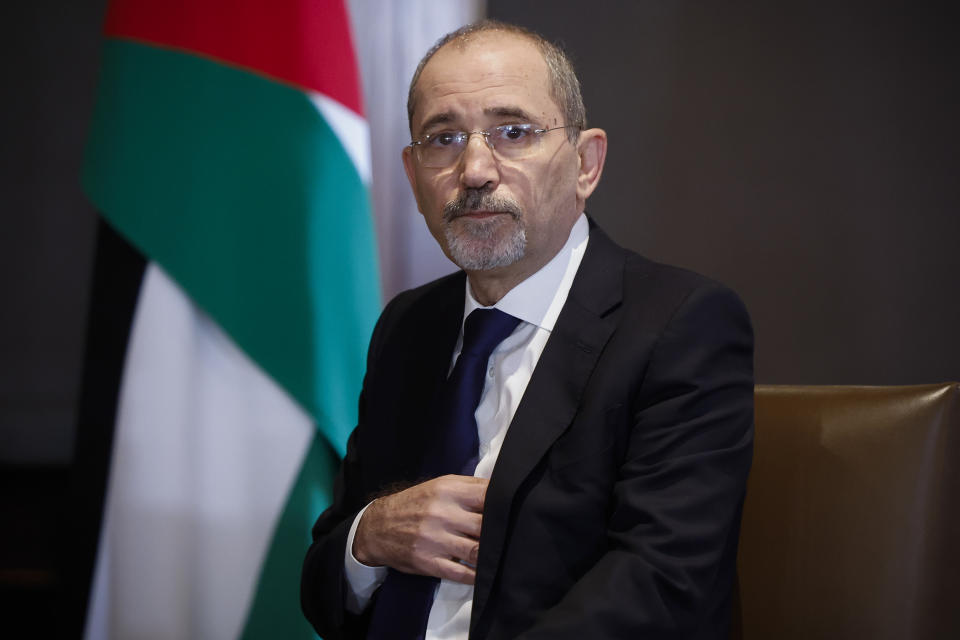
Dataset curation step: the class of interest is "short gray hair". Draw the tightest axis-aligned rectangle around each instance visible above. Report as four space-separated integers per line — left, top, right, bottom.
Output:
407 20 586 143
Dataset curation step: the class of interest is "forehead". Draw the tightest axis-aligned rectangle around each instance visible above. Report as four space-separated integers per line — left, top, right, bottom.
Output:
411 33 559 131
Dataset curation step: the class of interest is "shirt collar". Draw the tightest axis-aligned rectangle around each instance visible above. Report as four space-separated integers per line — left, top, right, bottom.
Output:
462 213 590 333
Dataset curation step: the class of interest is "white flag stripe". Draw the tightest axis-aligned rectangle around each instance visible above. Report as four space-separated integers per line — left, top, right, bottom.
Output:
311 92 373 185
86 264 315 639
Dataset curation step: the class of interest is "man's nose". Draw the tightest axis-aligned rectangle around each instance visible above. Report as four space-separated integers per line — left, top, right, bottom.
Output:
459 133 500 190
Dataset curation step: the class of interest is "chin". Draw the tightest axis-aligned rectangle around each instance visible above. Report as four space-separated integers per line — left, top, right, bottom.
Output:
442 216 525 271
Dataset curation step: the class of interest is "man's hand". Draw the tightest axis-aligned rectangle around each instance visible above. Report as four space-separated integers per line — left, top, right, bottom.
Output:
353 475 488 584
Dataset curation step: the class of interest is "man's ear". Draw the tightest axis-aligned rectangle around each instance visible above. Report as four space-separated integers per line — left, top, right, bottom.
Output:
575 128 607 206
401 145 424 213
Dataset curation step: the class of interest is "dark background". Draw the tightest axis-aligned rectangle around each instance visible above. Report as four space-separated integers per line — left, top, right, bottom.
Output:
489 0 959 387
1 0 957 632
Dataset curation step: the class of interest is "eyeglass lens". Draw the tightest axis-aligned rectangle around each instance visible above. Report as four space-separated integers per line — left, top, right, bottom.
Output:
416 124 546 168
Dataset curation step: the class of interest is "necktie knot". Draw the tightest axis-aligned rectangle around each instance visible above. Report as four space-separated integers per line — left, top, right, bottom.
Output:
460 308 522 360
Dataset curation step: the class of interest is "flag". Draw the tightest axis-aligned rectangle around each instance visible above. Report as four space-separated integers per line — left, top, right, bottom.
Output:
79 0 380 637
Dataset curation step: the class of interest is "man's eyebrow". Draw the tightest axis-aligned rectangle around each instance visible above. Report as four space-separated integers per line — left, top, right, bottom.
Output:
418 112 456 134
418 106 539 135
484 106 536 122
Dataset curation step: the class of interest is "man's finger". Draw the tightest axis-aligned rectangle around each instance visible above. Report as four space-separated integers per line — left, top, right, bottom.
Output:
453 511 483 539
436 531 480 567
440 474 488 511
432 557 477 585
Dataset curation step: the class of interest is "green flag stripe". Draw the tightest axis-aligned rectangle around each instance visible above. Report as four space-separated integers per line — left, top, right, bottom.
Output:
241 432 336 639
83 39 380 453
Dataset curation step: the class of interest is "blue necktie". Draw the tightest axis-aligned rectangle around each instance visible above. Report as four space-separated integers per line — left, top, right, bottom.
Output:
366 308 521 640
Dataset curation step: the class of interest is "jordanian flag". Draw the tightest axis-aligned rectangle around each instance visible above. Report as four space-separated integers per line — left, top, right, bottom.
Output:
78 0 380 637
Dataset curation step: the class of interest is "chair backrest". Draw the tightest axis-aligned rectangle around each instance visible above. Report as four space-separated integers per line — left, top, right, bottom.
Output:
736 383 960 639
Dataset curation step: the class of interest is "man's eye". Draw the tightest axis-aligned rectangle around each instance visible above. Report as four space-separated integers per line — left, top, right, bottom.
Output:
499 124 532 142
429 132 461 147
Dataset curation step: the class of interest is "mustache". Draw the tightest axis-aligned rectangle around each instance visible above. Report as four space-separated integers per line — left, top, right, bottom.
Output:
442 189 523 222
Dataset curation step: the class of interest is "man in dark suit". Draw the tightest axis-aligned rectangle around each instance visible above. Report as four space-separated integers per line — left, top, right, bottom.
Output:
301 20 753 640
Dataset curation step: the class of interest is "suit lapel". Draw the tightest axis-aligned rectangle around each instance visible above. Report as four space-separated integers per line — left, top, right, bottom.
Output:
420 273 466 389
402 273 467 475
471 223 626 627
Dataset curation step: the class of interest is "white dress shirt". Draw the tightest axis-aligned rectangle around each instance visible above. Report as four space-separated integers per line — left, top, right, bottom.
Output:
344 214 590 639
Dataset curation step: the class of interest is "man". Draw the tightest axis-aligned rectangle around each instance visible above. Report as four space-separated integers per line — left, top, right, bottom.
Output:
301 20 753 640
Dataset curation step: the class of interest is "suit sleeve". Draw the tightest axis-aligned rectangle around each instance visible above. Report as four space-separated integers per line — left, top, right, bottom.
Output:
519 283 754 639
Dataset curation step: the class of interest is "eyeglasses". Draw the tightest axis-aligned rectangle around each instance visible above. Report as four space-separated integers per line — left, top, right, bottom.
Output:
409 124 578 168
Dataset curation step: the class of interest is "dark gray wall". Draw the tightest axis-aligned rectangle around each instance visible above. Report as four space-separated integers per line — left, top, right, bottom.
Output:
1 0 106 627
1 0 105 465
489 0 959 385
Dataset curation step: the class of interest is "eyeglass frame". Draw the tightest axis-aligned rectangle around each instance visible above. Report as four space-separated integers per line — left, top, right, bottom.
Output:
407 124 580 168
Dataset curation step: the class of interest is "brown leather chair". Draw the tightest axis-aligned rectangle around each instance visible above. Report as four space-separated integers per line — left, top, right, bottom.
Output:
735 383 960 639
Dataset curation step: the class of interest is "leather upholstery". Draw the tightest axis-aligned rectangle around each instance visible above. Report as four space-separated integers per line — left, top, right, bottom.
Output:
735 383 960 639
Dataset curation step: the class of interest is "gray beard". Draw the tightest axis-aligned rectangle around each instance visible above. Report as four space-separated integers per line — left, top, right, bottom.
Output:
442 190 527 271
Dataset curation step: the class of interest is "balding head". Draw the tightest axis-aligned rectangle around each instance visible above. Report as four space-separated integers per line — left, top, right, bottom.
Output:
407 20 586 143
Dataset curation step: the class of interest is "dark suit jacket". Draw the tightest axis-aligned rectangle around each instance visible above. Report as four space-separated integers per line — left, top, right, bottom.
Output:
301 221 754 639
